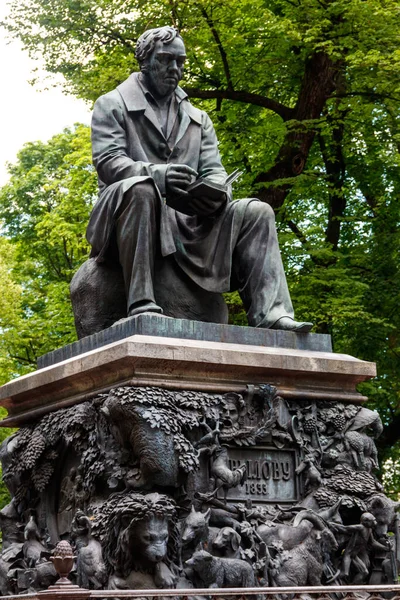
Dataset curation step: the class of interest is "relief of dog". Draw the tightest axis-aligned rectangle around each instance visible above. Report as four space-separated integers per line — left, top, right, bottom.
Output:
212 527 242 559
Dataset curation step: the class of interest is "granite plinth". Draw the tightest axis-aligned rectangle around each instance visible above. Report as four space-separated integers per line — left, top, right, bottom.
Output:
0 332 376 427
37 314 332 369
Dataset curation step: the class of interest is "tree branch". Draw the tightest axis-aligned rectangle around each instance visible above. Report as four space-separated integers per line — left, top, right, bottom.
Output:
362 193 378 217
287 220 309 246
318 116 347 250
199 6 234 91
183 87 294 121
334 91 400 103
253 51 340 208
168 0 180 29
284 218 330 267
9 352 36 366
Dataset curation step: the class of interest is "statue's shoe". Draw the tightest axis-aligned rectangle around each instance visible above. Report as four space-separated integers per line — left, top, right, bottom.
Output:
269 316 313 333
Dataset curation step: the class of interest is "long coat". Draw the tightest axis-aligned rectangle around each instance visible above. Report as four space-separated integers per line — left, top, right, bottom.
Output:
87 72 253 293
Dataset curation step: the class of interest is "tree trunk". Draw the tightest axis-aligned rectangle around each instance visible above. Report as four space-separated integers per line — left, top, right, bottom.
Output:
254 52 340 208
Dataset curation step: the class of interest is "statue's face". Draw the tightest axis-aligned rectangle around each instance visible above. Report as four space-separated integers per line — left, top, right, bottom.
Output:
222 399 239 428
144 37 186 98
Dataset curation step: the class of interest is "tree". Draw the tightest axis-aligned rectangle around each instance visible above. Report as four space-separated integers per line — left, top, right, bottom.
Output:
1 0 400 481
3 0 399 202
0 239 23 383
0 241 22 509
0 124 97 376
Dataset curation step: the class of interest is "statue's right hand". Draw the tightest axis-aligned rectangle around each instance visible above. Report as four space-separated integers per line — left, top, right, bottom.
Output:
165 164 198 214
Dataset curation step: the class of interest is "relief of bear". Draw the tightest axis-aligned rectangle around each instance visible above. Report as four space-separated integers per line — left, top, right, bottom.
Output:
185 549 256 589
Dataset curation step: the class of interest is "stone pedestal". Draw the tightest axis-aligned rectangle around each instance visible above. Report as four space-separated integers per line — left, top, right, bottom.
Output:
0 317 397 594
0 315 373 427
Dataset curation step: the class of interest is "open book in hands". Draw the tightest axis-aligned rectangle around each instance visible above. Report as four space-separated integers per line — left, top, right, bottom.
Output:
186 168 243 199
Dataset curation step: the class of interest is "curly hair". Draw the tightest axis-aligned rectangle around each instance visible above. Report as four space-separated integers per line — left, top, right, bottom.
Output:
93 491 178 577
135 26 183 68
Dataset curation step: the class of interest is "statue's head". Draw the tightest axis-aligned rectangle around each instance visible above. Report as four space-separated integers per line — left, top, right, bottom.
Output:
135 26 186 98
221 392 245 429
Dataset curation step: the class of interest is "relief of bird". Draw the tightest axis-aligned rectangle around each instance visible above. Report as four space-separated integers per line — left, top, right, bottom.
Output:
23 516 46 568
210 445 247 503
72 510 107 589
194 418 220 453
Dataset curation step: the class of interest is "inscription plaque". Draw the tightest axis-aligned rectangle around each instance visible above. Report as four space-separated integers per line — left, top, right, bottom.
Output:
217 446 299 503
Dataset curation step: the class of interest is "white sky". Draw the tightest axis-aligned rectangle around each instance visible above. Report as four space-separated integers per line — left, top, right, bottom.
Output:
0 2 91 185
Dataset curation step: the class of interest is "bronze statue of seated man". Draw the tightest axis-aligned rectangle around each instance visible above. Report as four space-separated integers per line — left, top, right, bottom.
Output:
73 26 312 336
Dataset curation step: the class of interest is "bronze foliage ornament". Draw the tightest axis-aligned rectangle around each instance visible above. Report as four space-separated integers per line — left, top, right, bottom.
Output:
0 384 398 592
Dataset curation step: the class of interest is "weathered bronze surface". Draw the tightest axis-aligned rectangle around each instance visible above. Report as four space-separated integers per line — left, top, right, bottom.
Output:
219 447 299 503
0 382 397 592
71 26 312 337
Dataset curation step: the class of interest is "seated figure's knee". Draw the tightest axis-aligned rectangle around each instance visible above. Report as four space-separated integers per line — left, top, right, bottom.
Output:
245 199 275 223
132 180 157 197
122 180 158 212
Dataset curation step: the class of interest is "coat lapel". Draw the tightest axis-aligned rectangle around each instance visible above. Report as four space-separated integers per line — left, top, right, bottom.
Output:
175 109 191 147
117 73 165 139
117 73 202 145
143 104 166 140
175 87 202 146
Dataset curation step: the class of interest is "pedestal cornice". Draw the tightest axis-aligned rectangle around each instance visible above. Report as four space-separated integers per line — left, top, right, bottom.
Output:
0 334 376 427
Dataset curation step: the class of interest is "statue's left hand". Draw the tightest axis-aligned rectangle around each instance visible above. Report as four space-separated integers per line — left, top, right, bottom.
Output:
186 194 227 216
168 189 227 217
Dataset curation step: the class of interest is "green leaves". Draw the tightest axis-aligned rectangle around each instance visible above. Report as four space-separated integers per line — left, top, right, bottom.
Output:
0 125 96 380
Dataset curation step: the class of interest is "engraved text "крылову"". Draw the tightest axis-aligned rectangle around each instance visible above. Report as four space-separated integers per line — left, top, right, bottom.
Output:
229 458 291 481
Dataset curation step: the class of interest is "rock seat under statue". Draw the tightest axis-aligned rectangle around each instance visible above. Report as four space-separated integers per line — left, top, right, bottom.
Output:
0 313 398 594
70 255 228 339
